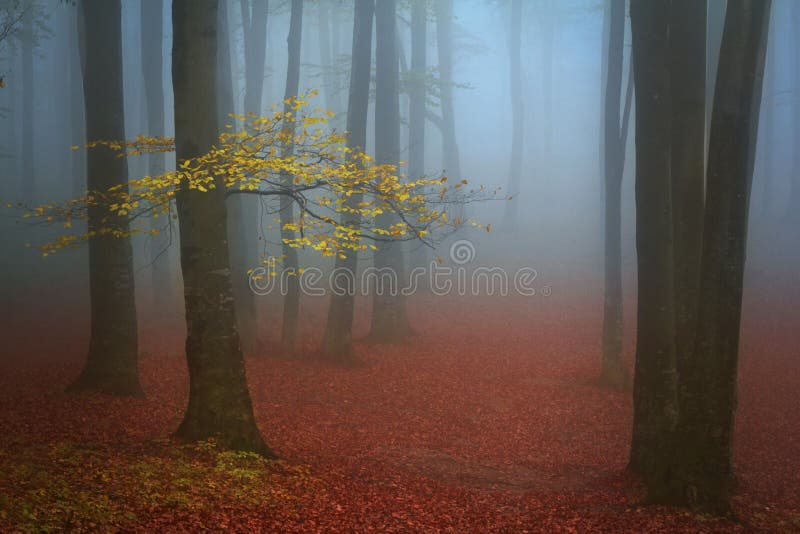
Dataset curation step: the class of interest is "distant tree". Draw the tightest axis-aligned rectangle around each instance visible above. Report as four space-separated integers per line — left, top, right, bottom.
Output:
68 0 141 396
20 3 33 201
369 0 412 343
140 0 173 314
434 0 461 183
502 0 523 231
321 0 375 364
278 0 303 357
599 0 631 390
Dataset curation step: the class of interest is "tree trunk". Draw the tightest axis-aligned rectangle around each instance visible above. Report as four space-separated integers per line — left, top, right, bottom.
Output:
628 0 679 484
140 0 173 316
435 0 461 183
668 0 771 512
171 0 271 456
669 0 706 459
321 0 374 364
68 0 141 397
21 6 34 202
600 0 629 390
69 4 86 199
408 0 428 271
368 0 411 344
279 0 303 357
502 0 523 231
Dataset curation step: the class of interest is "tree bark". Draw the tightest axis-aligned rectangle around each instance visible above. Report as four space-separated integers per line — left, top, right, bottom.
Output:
68 0 141 397
669 0 706 473
600 0 629 390
171 0 271 456
628 0 679 484
668 0 771 512
368 0 411 344
279 0 303 357
321 0 374 364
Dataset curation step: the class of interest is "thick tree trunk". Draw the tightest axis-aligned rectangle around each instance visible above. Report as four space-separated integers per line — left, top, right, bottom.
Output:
600 0 629 390
668 0 771 512
502 0 523 231
628 0 679 485
279 0 303 357
141 0 173 315
321 0 374 364
68 0 141 397
435 0 461 183
171 0 271 456
791 1 800 225
669 0 706 461
368 0 411 344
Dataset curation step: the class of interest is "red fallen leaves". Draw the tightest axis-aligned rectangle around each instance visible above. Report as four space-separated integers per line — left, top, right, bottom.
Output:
0 286 798 532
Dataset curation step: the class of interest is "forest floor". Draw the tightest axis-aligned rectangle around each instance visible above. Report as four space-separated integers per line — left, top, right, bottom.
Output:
0 277 799 532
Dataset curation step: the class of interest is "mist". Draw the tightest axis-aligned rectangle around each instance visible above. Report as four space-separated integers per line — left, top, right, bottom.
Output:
0 0 797 531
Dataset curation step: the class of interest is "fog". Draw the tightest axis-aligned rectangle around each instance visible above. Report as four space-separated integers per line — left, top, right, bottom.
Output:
0 0 797 530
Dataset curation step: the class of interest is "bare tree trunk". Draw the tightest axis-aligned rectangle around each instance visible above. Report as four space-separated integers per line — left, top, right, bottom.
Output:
669 0 771 512
669 0 706 463
321 0 374 364
69 4 86 199
68 0 141 397
279 0 303 357
408 0 428 270
600 0 629 390
502 0 523 231
171 0 271 455
435 0 460 183
141 0 173 315
628 0 679 485
21 5 34 202
369 0 411 344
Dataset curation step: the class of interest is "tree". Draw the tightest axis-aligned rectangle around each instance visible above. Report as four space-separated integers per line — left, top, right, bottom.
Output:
668 0 771 512
369 0 412 343
669 0 706 461
140 0 173 314
68 0 141 396
502 0 523 231
599 0 632 390
227 0 268 354
321 0 375 364
20 2 33 202
628 0 679 483
171 0 271 455
434 0 461 183
278 0 303 357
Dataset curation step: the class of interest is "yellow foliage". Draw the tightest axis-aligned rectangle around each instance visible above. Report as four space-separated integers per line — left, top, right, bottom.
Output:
22 92 495 258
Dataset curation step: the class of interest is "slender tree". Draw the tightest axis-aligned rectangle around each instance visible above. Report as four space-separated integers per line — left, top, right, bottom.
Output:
171 0 271 455
628 0 679 483
20 4 33 202
321 0 375 363
68 0 141 396
369 0 411 343
140 0 172 314
600 0 632 390
502 0 523 231
434 0 460 183
278 0 303 356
